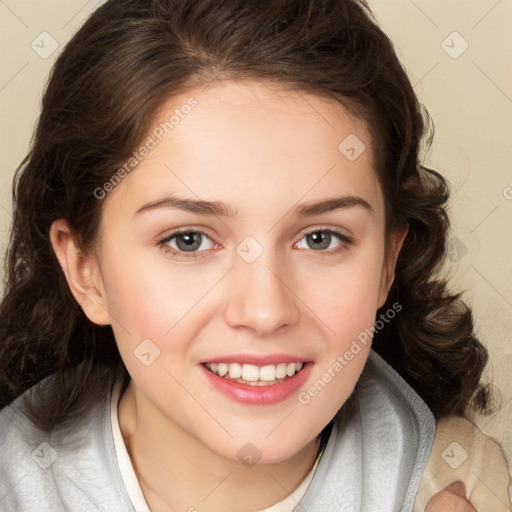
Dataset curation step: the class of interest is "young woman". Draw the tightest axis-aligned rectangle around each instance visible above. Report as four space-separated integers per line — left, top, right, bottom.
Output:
0 0 509 511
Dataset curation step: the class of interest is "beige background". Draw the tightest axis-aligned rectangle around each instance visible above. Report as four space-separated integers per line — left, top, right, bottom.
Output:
1 0 511 490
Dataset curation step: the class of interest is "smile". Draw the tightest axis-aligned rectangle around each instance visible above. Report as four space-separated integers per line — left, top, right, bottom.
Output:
204 362 304 386
200 360 313 405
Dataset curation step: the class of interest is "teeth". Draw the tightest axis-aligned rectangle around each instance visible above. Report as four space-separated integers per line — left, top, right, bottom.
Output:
217 363 228 377
205 361 304 384
228 363 242 379
241 364 259 382
260 365 276 381
275 363 287 379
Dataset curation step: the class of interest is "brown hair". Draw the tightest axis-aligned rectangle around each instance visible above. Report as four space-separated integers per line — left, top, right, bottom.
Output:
0 0 491 432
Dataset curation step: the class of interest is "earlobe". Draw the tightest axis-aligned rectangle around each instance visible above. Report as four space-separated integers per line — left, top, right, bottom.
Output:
377 224 409 309
49 219 111 326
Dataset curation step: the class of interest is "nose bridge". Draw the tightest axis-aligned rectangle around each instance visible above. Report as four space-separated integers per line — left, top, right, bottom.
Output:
224 236 300 334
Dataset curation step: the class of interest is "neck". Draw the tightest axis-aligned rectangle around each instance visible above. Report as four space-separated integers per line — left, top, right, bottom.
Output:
118 380 322 512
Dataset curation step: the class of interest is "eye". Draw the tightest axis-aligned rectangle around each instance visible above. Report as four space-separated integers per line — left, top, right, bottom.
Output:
158 227 353 260
158 229 215 258
295 229 353 253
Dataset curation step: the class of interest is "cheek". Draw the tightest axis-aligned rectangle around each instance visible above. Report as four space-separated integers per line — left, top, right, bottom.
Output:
303 250 385 335
100 248 218 337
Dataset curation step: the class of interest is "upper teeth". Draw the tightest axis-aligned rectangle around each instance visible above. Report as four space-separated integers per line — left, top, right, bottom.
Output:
205 362 303 381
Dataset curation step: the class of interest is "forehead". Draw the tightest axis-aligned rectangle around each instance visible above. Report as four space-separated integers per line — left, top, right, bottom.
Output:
154 79 372 157
102 79 383 221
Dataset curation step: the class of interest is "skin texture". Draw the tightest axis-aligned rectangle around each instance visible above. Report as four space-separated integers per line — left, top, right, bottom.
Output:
50 79 415 511
426 482 477 512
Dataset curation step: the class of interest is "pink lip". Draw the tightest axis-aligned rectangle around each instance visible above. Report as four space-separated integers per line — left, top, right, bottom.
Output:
201 353 311 366
199 362 313 405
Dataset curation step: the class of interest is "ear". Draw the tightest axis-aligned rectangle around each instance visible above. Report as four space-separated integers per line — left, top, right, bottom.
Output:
49 218 111 326
377 223 409 309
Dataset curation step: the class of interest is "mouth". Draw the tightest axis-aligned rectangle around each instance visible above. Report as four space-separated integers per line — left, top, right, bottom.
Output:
203 361 305 386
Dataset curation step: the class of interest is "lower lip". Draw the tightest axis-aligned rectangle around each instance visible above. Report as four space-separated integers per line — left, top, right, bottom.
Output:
199 363 313 405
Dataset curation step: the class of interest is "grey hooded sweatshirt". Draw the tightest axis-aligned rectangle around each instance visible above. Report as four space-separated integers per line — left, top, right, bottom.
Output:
0 349 435 511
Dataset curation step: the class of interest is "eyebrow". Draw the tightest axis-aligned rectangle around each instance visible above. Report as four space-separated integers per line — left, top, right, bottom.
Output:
134 194 373 218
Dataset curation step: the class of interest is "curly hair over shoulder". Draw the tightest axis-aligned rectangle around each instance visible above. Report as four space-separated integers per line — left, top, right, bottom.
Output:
0 0 490 432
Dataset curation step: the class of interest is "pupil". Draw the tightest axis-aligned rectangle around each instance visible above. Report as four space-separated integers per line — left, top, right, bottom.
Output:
308 231 330 250
177 233 200 251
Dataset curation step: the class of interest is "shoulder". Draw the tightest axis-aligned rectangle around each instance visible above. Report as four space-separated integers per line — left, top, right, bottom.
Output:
0 377 61 509
0 377 57 466
0 375 134 512
413 415 511 511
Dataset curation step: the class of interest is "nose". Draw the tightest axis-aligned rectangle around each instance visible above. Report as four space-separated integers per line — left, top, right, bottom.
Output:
223 245 300 336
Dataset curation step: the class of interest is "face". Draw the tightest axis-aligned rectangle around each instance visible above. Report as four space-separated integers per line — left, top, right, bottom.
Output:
81 80 403 464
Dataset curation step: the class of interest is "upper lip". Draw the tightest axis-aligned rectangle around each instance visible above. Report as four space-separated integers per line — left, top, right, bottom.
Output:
201 354 312 366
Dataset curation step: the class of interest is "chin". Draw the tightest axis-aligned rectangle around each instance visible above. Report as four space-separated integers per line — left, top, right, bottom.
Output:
206 427 319 466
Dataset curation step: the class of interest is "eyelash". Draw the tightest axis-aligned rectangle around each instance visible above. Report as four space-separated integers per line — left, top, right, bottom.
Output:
157 228 354 260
